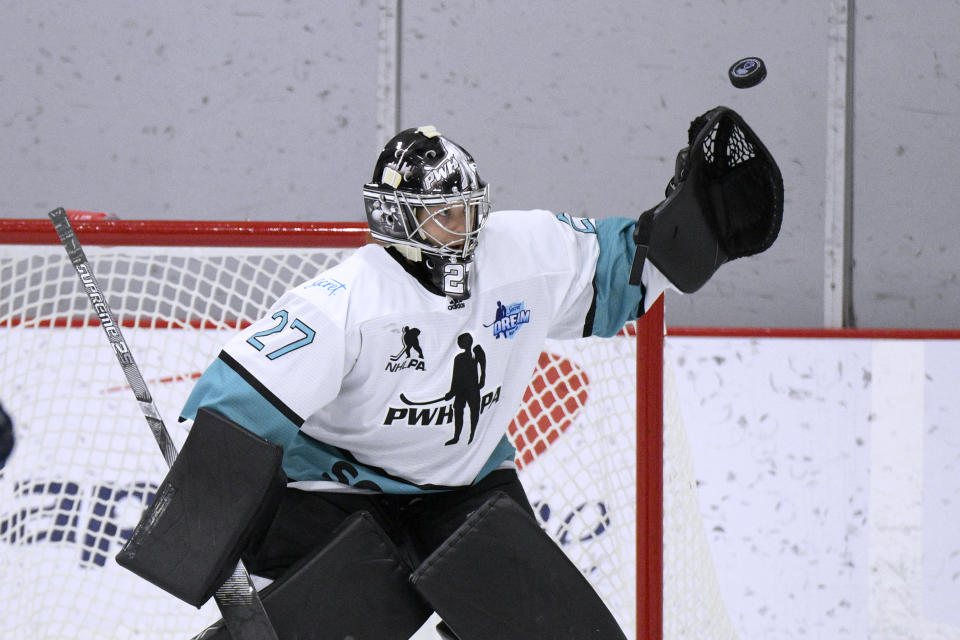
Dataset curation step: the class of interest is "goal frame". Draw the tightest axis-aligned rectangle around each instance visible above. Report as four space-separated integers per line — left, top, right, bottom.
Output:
0 213 665 640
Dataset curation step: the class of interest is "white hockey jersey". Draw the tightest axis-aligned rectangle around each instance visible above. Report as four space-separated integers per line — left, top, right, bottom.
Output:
180 209 668 493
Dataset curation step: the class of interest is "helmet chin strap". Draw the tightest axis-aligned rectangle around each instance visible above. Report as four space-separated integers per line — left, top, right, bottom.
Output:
391 243 423 262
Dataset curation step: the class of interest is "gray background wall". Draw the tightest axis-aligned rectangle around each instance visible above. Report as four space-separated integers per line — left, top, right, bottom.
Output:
2 1 958 329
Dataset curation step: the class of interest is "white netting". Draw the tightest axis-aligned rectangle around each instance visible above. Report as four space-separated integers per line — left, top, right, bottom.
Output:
661 355 739 640
0 236 733 639
0 244 354 639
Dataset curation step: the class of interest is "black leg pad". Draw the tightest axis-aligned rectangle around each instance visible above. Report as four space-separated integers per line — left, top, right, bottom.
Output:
195 511 432 640
116 407 286 607
410 492 627 640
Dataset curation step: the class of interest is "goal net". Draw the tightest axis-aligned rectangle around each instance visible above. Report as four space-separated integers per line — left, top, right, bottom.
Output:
0 216 736 640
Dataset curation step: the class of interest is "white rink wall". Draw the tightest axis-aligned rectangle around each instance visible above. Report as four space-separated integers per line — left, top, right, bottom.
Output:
4 329 958 639
669 336 960 640
400 333 960 640
5 1 960 329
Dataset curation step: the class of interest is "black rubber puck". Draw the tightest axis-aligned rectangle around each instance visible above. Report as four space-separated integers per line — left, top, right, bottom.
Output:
728 57 767 88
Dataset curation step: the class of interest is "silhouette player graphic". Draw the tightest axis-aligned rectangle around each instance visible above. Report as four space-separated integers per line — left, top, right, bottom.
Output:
390 326 424 361
483 301 508 329
443 333 486 446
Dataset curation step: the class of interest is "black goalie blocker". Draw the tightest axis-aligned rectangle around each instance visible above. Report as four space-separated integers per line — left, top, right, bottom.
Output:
630 106 784 293
116 408 287 608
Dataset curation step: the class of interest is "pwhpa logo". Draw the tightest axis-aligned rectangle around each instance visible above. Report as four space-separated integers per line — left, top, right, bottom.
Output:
388 333 498 446
485 300 531 339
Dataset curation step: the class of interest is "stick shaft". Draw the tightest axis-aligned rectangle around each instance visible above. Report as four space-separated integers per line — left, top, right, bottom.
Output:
48 208 179 466
48 207 278 640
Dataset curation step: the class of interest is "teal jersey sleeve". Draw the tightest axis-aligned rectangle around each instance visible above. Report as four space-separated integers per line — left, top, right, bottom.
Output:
180 352 303 447
589 217 646 337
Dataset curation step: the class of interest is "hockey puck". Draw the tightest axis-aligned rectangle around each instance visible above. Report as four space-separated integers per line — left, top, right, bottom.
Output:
728 57 767 88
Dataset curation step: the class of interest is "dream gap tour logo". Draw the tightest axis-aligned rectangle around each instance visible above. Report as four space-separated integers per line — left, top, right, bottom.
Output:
485 300 531 340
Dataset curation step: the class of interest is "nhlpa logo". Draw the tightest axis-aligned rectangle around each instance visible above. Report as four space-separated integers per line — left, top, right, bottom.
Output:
386 326 426 372
485 300 531 340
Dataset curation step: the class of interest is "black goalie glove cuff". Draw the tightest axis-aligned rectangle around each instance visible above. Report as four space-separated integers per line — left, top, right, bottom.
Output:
629 106 784 293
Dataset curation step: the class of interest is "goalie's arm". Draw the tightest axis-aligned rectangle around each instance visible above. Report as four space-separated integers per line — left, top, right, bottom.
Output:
180 289 348 449
540 211 678 339
179 350 303 448
584 216 679 337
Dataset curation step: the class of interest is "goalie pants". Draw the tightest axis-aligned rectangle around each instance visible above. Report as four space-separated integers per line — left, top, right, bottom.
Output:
242 468 535 580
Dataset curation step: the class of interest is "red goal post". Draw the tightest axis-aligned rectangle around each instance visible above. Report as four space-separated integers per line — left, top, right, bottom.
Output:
0 215 732 640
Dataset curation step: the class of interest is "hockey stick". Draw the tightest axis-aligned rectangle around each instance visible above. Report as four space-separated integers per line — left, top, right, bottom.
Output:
399 393 450 406
48 208 278 640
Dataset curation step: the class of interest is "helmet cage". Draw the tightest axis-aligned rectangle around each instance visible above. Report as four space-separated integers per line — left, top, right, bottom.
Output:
363 184 490 261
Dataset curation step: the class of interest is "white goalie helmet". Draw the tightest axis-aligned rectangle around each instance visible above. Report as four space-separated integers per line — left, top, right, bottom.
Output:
362 126 490 300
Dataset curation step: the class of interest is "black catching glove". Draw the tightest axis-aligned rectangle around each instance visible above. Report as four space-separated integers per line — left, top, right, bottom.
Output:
629 106 784 292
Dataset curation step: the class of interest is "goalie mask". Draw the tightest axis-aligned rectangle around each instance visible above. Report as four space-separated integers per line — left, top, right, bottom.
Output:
363 126 490 300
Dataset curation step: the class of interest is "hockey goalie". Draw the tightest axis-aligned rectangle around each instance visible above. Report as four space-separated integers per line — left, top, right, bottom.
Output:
117 108 782 639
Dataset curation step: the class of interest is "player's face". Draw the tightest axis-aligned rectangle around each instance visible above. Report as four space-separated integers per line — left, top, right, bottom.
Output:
416 203 468 249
